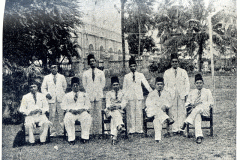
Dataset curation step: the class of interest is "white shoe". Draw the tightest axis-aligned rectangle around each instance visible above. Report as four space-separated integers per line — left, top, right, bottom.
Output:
50 132 57 137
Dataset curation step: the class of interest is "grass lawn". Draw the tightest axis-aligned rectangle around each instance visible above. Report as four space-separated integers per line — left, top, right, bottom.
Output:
2 75 236 160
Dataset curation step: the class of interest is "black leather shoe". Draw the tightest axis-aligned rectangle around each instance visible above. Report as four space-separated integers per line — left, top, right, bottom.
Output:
180 122 187 130
29 143 36 146
68 141 75 145
81 139 89 144
155 140 160 143
40 142 46 145
111 139 117 145
196 137 203 144
167 118 175 125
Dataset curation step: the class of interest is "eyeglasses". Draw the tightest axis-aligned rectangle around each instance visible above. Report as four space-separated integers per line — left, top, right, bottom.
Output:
172 60 178 63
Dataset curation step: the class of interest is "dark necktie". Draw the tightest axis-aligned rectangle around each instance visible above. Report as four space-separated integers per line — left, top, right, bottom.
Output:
74 93 78 102
115 90 118 100
133 72 135 82
92 68 95 81
174 69 177 78
53 75 56 84
195 90 201 104
33 93 37 104
158 90 161 97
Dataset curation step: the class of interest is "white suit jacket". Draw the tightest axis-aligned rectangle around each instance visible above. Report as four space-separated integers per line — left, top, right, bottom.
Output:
82 68 106 101
185 88 214 108
163 67 190 100
41 73 67 103
145 89 172 117
61 91 91 110
123 71 152 100
19 92 49 115
105 89 127 109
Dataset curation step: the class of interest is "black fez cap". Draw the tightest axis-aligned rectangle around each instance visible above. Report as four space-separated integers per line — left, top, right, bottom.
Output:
71 77 80 86
87 54 95 65
28 78 40 87
171 53 178 60
195 74 203 82
111 76 119 84
129 56 136 66
155 77 164 83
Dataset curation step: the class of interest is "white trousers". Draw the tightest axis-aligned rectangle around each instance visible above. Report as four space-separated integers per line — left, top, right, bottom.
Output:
153 107 169 140
90 100 102 135
185 104 209 138
109 110 124 139
49 102 64 134
25 114 50 143
126 100 143 134
168 93 185 132
64 111 92 142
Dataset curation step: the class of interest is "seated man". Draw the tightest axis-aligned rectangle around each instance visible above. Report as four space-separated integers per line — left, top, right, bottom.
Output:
61 77 92 145
145 77 174 143
105 76 127 145
19 79 50 145
180 74 214 144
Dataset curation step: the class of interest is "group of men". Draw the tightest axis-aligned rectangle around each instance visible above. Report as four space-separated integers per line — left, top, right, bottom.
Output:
19 53 214 146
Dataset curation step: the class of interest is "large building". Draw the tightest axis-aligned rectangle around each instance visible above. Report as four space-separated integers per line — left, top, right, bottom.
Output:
74 0 129 61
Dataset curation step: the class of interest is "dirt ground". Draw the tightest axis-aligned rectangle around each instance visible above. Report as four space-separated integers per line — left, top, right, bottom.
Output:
2 75 236 159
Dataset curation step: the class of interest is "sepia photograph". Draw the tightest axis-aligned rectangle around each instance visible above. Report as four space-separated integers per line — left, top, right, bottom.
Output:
2 0 237 159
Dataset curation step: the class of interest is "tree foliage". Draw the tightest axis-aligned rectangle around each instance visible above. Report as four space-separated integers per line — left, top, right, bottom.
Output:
3 0 82 69
124 0 155 55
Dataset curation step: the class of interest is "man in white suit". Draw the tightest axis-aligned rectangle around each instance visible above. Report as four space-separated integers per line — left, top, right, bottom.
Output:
123 56 153 135
145 77 174 142
82 54 106 138
181 74 214 144
105 76 127 145
163 53 190 135
20 79 50 145
61 77 92 145
41 64 67 136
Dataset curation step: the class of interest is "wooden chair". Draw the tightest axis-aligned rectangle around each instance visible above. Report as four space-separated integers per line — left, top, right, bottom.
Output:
143 109 169 137
22 112 51 144
101 109 128 139
186 106 213 137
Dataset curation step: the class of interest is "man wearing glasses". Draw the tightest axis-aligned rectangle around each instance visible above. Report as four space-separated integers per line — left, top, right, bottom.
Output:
163 53 190 136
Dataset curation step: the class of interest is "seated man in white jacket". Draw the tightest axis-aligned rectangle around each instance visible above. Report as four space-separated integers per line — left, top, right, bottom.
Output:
61 77 92 145
145 77 174 143
105 76 127 145
19 79 51 145
180 74 214 144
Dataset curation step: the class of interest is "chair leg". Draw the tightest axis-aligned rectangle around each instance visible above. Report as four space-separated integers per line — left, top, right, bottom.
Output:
47 127 51 143
101 110 105 139
22 123 26 143
210 120 213 136
186 124 190 138
63 126 67 141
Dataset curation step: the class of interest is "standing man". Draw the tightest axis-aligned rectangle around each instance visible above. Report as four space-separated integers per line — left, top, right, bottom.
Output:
123 56 153 135
82 54 106 138
180 74 214 144
163 53 190 135
145 77 174 142
61 77 92 145
19 79 50 145
41 63 67 136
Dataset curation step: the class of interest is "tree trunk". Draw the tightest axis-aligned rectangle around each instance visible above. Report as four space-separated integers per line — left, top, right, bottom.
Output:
198 39 204 72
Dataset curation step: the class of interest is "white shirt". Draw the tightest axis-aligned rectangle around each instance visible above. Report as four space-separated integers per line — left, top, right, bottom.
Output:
61 91 91 110
145 89 172 117
105 89 127 109
41 73 67 103
123 71 153 100
19 92 49 115
163 67 190 99
82 68 106 101
185 88 214 108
